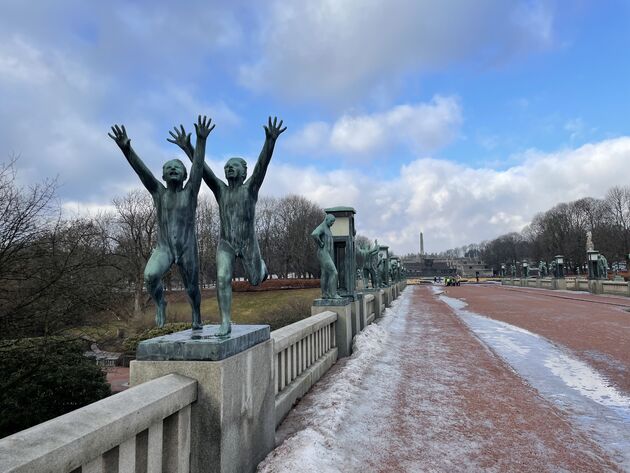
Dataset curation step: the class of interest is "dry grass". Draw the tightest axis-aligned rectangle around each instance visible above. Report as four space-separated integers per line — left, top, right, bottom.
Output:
81 287 321 353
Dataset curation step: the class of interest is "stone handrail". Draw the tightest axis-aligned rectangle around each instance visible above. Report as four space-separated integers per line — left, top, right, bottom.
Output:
271 311 338 426
365 293 376 324
0 373 197 473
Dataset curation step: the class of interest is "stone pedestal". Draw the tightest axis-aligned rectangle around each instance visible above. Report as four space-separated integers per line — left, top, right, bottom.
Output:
356 293 368 330
588 279 603 294
130 325 274 473
312 298 353 357
552 278 567 290
383 285 392 307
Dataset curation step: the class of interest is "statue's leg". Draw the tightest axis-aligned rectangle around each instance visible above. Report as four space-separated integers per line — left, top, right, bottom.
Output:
323 255 340 298
178 246 202 330
144 248 173 327
241 239 268 286
216 240 235 336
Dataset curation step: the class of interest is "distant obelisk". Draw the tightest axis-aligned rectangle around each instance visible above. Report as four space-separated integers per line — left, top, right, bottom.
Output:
420 232 424 256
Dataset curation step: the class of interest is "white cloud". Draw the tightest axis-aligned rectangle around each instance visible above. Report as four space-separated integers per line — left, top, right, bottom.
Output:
285 96 462 158
240 0 556 101
257 137 630 254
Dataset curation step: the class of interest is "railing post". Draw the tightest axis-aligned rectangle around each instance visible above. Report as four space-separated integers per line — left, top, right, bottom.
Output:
131 325 274 473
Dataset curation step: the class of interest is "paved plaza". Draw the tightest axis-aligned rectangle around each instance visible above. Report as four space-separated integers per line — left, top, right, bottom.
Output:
259 284 630 472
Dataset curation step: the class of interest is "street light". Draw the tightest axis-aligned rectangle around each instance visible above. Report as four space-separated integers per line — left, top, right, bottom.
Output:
554 255 565 279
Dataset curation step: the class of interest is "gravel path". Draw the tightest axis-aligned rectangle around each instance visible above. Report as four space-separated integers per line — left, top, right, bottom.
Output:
259 285 622 472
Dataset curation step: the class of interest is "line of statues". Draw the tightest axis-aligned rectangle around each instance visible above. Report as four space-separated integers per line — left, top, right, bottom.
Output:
110 115 286 336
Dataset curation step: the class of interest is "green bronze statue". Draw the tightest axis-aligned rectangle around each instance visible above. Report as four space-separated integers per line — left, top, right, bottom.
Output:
109 116 213 329
311 214 341 299
356 242 379 288
169 116 286 336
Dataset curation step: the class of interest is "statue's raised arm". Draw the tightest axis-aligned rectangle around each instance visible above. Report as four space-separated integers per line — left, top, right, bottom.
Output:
247 116 286 196
184 115 214 195
168 122 222 198
109 124 162 195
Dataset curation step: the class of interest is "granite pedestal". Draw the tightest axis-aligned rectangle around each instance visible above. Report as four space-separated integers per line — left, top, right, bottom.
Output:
383 285 392 307
312 298 353 358
356 293 368 330
552 278 567 291
130 325 274 473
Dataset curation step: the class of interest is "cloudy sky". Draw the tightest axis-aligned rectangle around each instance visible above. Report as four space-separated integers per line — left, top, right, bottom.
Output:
2 0 630 254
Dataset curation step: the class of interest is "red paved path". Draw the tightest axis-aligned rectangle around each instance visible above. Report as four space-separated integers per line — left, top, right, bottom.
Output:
444 283 630 395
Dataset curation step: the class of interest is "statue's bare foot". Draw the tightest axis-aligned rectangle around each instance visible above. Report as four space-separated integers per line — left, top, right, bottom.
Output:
216 322 231 337
192 319 203 331
156 302 167 327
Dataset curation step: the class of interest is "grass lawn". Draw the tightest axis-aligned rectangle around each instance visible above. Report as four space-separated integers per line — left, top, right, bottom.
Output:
75 287 321 353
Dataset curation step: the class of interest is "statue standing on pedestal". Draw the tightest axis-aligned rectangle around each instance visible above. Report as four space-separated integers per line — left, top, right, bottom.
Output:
311 214 341 299
109 116 213 329
539 260 547 278
170 117 286 336
356 241 379 288
597 254 608 279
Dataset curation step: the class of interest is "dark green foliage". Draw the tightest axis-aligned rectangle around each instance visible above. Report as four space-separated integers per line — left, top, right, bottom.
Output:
0 339 111 438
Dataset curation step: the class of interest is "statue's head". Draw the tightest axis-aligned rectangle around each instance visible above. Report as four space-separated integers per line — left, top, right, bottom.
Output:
162 159 187 184
325 214 336 227
224 157 247 181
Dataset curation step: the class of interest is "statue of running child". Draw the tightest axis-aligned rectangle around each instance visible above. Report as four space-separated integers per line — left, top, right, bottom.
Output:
109 116 214 329
311 214 341 299
168 117 286 336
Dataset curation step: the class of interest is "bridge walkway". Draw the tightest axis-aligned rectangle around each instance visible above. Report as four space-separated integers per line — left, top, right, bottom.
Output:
258 285 623 473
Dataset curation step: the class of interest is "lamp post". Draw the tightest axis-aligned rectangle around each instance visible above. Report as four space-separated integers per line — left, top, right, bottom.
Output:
587 250 600 280
522 260 529 279
554 255 565 279
501 263 506 278
324 206 356 298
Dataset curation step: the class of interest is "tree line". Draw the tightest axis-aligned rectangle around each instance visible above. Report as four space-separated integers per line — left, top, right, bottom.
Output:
445 186 630 273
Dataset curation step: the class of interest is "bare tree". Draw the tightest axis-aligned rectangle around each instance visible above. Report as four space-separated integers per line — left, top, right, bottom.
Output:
109 190 157 314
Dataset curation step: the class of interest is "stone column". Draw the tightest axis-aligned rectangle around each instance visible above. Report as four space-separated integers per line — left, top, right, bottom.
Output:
356 293 368 331
312 297 353 357
130 326 275 473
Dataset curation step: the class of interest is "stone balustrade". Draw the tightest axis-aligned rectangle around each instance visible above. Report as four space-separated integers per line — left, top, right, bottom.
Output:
502 277 630 296
272 311 338 426
365 293 376 324
0 373 196 473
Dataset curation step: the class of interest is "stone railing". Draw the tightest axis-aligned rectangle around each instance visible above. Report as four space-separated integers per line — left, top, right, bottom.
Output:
0 373 196 473
271 311 338 426
365 293 376 325
601 280 629 296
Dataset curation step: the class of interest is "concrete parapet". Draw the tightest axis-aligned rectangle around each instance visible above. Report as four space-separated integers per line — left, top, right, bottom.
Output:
312 300 353 358
552 278 567 290
362 289 384 319
131 337 274 473
356 293 368 330
0 374 196 473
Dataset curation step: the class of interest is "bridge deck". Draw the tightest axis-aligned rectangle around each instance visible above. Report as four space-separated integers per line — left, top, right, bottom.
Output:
259 284 629 472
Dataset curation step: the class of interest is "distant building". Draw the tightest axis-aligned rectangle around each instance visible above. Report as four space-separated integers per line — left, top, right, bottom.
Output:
402 255 493 278
402 254 457 278
454 258 493 278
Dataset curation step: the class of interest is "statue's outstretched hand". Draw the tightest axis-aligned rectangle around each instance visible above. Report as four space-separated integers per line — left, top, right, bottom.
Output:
264 116 287 141
167 125 192 151
194 115 215 139
108 125 130 150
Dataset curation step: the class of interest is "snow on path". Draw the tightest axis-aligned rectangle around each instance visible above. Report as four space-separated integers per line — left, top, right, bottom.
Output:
257 293 409 472
439 291 630 469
